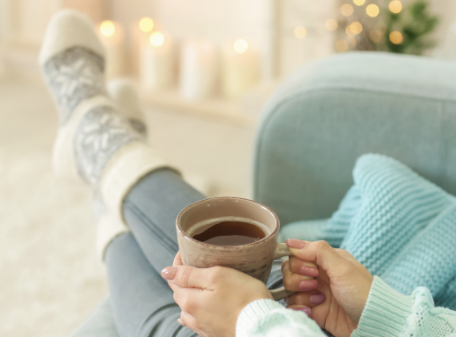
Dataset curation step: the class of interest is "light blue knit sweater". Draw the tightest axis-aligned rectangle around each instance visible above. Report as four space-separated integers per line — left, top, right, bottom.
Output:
237 154 456 336
282 154 456 310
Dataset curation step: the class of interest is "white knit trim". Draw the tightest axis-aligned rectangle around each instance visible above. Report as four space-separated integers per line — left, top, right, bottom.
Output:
52 96 115 182
39 9 104 65
96 212 129 260
237 299 285 337
99 141 171 223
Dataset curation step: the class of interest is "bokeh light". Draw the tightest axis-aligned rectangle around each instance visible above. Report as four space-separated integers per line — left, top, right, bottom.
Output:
233 39 249 53
325 19 338 31
369 29 383 43
341 4 354 16
100 20 115 37
139 17 154 33
347 36 357 47
353 0 366 6
294 26 307 39
389 0 403 13
366 4 380 17
389 31 404 44
346 25 355 37
150 32 165 47
350 22 363 35
336 39 348 52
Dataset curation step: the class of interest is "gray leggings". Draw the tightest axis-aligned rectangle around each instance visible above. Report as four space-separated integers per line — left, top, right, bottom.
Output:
104 169 285 337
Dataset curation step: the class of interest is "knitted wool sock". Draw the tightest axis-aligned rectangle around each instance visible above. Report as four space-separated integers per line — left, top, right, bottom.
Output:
39 10 170 257
107 79 147 137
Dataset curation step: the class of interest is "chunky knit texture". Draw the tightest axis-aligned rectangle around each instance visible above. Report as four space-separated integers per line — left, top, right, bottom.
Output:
237 277 456 337
281 154 456 310
236 299 324 337
238 155 456 336
353 276 456 337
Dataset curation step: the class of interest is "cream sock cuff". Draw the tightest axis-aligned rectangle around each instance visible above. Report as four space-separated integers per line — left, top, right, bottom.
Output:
98 141 175 255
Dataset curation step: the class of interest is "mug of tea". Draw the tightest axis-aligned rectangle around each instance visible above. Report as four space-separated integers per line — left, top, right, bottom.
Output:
176 196 294 300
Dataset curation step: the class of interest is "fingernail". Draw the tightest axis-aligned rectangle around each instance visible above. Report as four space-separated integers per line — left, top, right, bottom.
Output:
299 279 318 291
177 318 185 326
161 267 177 280
300 266 319 277
286 239 306 249
296 307 311 316
310 293 326 305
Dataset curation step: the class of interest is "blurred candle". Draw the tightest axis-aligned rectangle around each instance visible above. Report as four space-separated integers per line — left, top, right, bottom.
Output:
222 39 259 99
179 39 218 100
98 20 125 79
131 17 155 75
140 31 174 91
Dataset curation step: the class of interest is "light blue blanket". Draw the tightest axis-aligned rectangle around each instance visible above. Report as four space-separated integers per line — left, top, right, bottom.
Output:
281 154 456 310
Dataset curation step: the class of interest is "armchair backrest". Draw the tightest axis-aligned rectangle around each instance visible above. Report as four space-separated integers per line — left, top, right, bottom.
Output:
254 52 456 225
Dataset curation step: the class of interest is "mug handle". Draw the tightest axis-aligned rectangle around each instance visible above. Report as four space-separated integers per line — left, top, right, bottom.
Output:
269 243 295 301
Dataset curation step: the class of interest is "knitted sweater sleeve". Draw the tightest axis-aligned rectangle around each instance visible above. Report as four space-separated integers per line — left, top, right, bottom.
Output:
236 276 456 337
236 299 326 337
352 276 456 337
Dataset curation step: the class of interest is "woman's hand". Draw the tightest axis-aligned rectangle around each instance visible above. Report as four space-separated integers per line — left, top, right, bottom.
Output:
161 252 272 337
283 240 374 337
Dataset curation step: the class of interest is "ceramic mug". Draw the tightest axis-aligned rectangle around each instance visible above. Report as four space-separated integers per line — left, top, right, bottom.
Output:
176 196 294 300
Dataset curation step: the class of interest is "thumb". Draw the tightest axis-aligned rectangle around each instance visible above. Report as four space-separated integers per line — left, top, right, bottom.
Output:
286 240 349 275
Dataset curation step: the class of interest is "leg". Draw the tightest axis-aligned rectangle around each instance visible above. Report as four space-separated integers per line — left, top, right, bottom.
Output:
106 232 198 337
123 168 205 273
39 10 173 259
69 296 120 337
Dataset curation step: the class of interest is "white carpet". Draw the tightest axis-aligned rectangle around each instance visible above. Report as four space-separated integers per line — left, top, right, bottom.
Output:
0 78 107 337
0 76 253 337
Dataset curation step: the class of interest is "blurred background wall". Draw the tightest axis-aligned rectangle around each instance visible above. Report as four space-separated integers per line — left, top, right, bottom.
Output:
0 1 455 337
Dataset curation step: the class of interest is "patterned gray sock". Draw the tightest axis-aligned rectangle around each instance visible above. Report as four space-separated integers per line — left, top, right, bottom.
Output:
39 10 171 259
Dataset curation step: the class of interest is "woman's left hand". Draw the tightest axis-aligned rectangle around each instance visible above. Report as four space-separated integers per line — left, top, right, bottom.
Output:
161 252 273 337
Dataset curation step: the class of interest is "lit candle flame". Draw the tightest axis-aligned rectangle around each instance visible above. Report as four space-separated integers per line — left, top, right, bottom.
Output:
100 20 115 37
233 39 248 54
150 32 165 47
139 17 154 33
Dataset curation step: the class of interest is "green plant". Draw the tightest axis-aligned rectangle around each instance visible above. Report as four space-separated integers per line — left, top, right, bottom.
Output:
335 0 439 55
384 1 439 54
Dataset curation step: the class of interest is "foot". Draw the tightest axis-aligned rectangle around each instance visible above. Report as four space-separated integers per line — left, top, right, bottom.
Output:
107 79 147 137
40 10 172 258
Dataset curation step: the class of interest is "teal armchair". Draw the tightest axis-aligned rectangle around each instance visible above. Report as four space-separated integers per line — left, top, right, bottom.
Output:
70 52 456 337
256 52 456 236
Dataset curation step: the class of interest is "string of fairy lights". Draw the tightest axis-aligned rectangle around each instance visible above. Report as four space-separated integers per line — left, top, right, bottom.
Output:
292 0 404 52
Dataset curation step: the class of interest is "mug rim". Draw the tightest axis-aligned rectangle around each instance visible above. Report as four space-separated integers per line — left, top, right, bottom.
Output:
176 196 280 249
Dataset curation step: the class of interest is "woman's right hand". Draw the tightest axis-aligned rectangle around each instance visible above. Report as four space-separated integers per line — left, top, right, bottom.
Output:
283 240 374 337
